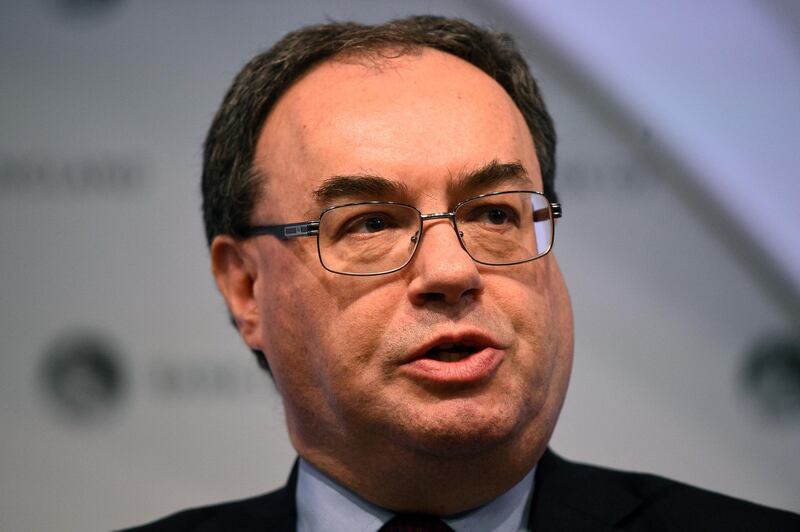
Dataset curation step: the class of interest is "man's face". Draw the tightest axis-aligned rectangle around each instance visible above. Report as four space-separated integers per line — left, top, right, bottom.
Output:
223 49 573 476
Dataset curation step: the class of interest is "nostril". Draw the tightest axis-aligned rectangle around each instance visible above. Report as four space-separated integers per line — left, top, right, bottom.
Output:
421 292 446 304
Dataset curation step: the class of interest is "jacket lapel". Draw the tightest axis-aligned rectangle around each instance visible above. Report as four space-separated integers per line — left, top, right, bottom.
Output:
528 449 642 531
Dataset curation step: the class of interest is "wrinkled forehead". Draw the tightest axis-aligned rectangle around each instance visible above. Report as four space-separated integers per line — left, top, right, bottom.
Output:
253 47 541 218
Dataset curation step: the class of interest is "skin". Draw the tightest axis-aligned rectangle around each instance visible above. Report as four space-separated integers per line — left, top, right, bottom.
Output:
211 48 574 515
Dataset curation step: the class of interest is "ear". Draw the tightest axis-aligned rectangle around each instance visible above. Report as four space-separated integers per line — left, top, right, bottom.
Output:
210 235 263 351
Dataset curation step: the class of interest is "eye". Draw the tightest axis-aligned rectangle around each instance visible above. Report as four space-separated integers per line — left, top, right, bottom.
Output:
358 216 387 233
342 213 396 235
484 208 511 225
465 204 520 226
322 203 419 244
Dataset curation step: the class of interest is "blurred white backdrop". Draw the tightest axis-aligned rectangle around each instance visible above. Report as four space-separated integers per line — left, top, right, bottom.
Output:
1 1 798 530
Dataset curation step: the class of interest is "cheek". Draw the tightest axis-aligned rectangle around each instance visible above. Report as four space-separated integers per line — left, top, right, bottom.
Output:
260 248 405 394
493 259 551 329
523 258 573 410
254 243 330 390
492 257 570 380
317 280 407 379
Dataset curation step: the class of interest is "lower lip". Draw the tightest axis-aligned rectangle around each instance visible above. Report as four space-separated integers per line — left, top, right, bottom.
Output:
400 347 505 386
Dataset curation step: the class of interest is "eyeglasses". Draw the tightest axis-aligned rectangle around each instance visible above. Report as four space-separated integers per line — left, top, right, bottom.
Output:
240 190 562 276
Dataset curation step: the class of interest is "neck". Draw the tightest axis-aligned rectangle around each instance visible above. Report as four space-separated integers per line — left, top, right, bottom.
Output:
294 426 547 515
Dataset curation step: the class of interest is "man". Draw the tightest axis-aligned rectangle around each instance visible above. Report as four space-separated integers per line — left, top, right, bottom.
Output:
126 16 799 531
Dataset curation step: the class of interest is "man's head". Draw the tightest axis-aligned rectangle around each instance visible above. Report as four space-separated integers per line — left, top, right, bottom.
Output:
206 16 573 514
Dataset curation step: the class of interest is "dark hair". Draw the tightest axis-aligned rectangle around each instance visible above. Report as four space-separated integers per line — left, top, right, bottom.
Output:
201 15 557 373
202 15 556 246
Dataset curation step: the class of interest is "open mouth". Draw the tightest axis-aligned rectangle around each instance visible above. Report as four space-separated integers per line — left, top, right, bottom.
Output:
423 342 482 363
402 334 505 385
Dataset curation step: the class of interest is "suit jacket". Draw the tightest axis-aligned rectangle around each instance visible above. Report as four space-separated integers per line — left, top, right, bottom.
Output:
121 449 800 531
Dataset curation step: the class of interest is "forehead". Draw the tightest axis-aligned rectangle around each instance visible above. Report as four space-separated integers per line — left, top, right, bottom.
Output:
254 47 540 214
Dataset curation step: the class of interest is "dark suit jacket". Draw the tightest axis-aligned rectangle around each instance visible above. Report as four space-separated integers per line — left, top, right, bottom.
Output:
121 450 800 531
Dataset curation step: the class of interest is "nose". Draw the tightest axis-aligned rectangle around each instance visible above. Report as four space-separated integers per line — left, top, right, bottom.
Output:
406 219 484 306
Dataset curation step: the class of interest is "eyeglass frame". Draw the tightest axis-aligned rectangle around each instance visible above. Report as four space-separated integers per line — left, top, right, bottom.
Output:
239 189 563 276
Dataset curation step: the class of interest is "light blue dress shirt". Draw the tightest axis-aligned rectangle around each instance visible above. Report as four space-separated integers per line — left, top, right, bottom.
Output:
296 458 535 532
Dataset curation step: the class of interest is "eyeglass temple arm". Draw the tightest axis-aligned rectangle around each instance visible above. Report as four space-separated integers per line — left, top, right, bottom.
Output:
533 202 562 222
240 221 320 240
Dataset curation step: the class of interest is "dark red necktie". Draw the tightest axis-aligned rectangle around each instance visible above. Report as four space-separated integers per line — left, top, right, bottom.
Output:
379 513 454 532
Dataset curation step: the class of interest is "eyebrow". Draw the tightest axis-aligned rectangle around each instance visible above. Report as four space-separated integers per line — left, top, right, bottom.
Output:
311 160 532 211
448 160 533 195
313 174 410 206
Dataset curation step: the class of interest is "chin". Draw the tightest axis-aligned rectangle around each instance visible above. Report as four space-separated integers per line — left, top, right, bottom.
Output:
392 397 538 458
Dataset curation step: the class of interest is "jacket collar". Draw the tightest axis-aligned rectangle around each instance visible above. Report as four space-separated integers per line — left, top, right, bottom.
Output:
528 449 642 531
272 449 643 531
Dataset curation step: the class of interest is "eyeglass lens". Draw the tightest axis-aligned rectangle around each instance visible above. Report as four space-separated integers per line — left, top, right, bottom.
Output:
318 192 553 275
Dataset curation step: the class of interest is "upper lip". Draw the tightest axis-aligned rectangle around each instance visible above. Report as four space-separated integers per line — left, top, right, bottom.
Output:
403 330 505 363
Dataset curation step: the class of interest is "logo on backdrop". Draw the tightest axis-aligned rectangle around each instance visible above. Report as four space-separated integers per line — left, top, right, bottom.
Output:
741 333 800 422
39 330 127 424
0 156 146 196
51 0 125 20
38 327 271 426
559 160 660 197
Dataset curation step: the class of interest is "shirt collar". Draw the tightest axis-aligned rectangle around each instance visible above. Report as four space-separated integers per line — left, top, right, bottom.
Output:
296 459 535 532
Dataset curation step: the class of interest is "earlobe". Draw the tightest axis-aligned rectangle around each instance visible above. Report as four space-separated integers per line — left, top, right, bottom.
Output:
210 235 263 350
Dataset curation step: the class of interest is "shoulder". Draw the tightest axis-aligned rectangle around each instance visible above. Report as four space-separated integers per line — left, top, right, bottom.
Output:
532 450 800 531
119 466 297 532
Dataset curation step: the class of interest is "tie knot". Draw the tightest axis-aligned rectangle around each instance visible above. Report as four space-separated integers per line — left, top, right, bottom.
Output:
379 513 454 532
